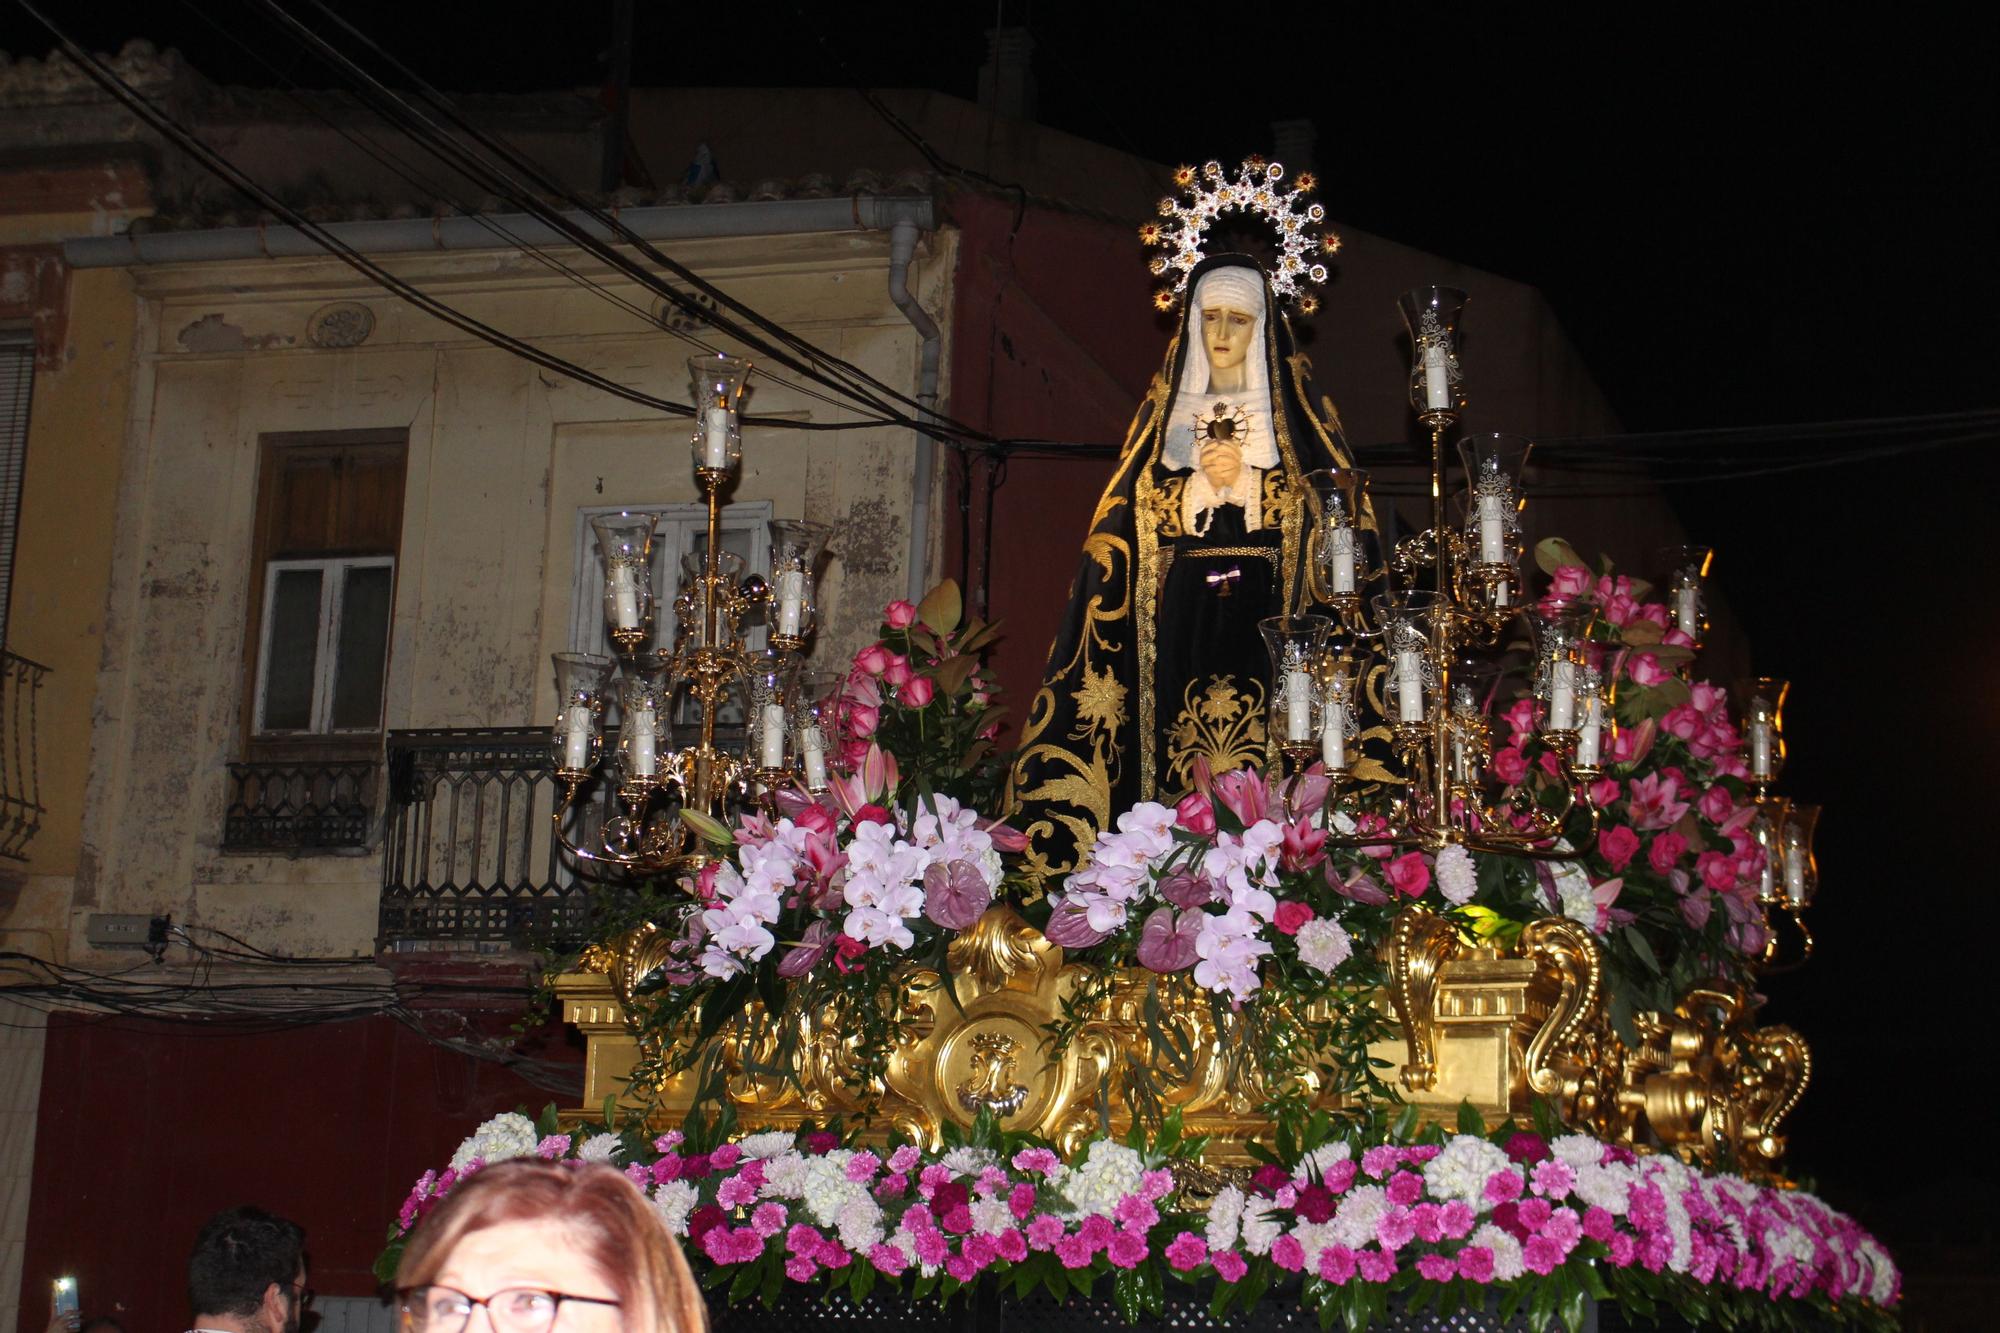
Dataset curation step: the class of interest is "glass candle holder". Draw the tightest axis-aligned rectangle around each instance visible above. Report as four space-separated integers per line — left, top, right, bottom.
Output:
793 668 842 792
1528 601 1596 736
618 667 672 785
1396 286 1467 420
767 518 832 645
1735 677 1789 785
688 353 752 474
1315 651 1361 772
1374 591 1443 727
1258 614 1334 749
1659 544 1714 645
675 549 748 654
591 512 658 648
550 652 616 775
1780 802 1820 907
1746 797 1790 905
744 648 800 773
1304 467 1371 602
1573 665 1607 769
1457 433 1532 605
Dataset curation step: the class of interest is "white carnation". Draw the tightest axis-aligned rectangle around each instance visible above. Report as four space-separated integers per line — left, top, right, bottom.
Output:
651 1179 699 1236
1469 1223 1524 1280
1549 1134 1605 1172
575 1133 622 1164
449 1112 539 1171
942 1147 997 1176
1422 1132 1509 1208
739 1131 797 1159
760 1153 810 1197
1294 1141 1353 1186
1063 1139 1145 1217
971 1196 1014 1235
836 1196 886 1253
1294 917 1354 974
800 1155 863 1226
1571 1161 1631 1214
1331 1184 1387 1249
1240 1197 1282 1256
1205 1185 1245 1252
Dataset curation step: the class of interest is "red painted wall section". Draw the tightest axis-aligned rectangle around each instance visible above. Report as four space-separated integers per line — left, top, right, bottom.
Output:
19 1009 580 1333
939 189 1169 745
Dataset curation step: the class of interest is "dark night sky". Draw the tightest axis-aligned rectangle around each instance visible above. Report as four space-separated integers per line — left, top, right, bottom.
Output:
9 0 1999 1310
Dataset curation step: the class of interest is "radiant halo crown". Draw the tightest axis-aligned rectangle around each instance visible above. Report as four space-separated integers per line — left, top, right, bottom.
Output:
1140 156 1340 315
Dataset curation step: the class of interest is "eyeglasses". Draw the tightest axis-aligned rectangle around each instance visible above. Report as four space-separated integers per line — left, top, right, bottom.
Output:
398 1285 620 1333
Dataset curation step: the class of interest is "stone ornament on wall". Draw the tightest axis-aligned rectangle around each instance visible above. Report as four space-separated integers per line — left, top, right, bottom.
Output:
307 300 376 349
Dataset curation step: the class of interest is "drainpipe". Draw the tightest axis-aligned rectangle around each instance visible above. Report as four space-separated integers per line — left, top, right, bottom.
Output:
887 218 941 605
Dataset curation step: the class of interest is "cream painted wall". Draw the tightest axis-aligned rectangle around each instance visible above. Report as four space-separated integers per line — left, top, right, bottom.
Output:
70 226 956 959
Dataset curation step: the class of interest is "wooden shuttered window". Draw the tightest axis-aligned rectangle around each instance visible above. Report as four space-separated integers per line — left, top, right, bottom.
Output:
243 430 407 755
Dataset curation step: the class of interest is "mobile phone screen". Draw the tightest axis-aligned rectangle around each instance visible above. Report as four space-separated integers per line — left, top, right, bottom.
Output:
53 1277 79 1318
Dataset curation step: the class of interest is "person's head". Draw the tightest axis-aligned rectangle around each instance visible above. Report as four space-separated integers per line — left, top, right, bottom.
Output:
187 1206 307 1333
395 1159 705 1333
79 1319 125 1333
1191 263 1268 389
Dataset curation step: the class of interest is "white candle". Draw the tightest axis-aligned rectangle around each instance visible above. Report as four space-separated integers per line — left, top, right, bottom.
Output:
1477 492 1508 564
1760 847 1776 899
1675 585 1700 635
1422 341 1451 411
1330 526 1356 594
608 562 640 630
703 405 731 469
1784 846 1806 903
802 724 828 789
628 707 657 778
1284 668 1312 742
760 703 787 769
777 569 806 636
1577 696 1602 766
1321 700 1346 769
1493 577 1510 607
1749 720 1773 778
1548 660 1577 731
1396 650 1425 723
562 704 593 771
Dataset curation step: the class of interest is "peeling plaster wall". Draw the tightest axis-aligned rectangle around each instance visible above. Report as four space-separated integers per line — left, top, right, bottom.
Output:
75 226 955 958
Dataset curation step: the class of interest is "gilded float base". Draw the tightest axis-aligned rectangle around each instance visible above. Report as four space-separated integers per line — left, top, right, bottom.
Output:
555 905 1806 1174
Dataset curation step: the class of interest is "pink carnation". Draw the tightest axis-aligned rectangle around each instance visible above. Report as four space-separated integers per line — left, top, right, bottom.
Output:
1106 1231 1149 1269
1164 1231 1209 1272
1212 1250 1249 1283
1318 1245 1357 1284
1270 1235 1305 1271
1458 1245 1496 1282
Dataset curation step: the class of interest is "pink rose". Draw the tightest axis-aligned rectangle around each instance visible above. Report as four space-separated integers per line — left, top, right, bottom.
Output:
1647 830 1688 875
1548 565 1593 601
1662 704 1704 741
854 644 891 676
884 600 918 629
882 655 913 689
900 676 936 707
1491 746 1529 786
851 803 895 827
1386 851 1431 898
1588 777 1621 808
1696 785 1734 824
846 704 880 738
1174 792 1217 837
1697 850 1738 892
1598 824 1640 873
1273 901 1315 935
1626 651 1671 687
1601 591 1639 626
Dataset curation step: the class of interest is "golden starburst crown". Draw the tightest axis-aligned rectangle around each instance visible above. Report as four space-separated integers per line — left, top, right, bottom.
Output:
1140 156 1341 315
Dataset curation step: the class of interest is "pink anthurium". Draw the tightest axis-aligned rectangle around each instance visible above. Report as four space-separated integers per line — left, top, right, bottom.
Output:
1135 906 1199 973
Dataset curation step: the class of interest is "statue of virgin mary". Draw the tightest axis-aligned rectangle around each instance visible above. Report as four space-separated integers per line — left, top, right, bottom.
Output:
1007 252 1362 882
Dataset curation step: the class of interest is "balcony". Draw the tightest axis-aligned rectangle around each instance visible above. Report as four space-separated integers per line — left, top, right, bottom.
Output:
1 649 47 860
223 759 378 853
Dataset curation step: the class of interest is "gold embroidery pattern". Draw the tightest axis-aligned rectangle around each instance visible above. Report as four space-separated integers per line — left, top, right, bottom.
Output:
1165 676 1268 795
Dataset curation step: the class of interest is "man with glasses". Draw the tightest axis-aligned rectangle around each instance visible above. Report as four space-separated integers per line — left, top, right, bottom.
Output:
185 1206 310 1333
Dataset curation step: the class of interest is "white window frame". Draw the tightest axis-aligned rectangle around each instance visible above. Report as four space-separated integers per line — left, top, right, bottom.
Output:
569 501 773 658
253 555 396 735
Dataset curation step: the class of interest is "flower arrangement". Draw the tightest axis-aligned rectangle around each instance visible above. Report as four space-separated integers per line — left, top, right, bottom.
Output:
383 1109 1897 1332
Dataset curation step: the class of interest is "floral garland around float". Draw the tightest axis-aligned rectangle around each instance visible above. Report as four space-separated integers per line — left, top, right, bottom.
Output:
381 1107 1897 1332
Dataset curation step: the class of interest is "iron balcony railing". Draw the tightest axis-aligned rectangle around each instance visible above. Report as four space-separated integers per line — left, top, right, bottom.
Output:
223 759 378 852
1 649 48 860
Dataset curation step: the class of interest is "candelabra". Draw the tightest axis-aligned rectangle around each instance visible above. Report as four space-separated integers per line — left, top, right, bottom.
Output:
1734 676 1820 971
549 354 833 876
1272 285 1600 858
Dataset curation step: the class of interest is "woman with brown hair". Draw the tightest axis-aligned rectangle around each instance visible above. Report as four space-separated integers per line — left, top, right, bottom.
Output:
393 1159 706 1332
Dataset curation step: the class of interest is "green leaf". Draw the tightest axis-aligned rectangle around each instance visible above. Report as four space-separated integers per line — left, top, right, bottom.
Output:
917 580 963 635
1392 1101 1421 1142
1560 1269 1588 1332
728 1263 759 1304
850 1264 876 1304
1535 537 1587 576
1456 1100 1486 1136
1624 927 1662 976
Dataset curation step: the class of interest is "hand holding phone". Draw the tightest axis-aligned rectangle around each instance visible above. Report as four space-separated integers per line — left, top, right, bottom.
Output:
51 1277 80 1333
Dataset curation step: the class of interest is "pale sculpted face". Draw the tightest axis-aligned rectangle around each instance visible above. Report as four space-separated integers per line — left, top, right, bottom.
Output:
429 1219 624 1332
1200 304 1256 377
